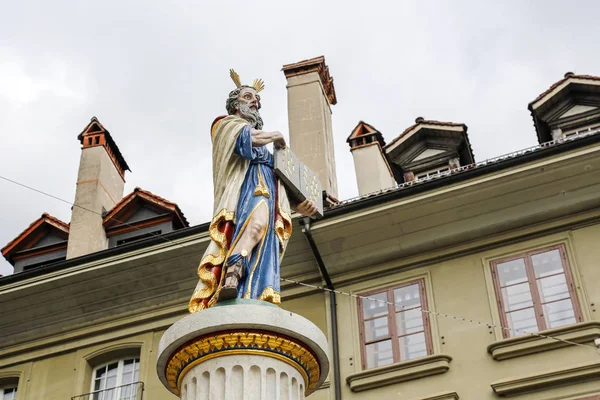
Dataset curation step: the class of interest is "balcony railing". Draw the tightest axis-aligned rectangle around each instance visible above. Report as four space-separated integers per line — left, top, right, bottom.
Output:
71 382 144 400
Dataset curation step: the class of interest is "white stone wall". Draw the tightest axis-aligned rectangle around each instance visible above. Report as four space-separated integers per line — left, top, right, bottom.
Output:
286 71 338 198
67 146 125 259
180 355 305 400
351 143 395 195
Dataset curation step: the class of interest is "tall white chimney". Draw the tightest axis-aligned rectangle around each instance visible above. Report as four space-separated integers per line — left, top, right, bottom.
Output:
347 121 396 195
66 117 129 259
282 56 339 198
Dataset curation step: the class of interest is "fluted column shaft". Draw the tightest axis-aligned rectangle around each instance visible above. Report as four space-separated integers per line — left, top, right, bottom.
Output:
180 355 304 400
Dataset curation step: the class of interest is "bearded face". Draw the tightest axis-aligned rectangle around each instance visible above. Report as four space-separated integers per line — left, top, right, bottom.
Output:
226 86 264 130
238 103 264 130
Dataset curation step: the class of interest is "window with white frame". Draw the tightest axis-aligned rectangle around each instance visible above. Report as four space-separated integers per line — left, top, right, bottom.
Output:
91 358 140 400
490 244 582 338
0 385 17 400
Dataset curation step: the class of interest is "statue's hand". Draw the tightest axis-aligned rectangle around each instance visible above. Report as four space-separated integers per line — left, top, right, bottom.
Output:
294 199 318 217
273 131 286 149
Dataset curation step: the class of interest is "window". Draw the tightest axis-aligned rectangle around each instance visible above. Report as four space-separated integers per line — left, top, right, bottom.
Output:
491 244 582 338
563 124 600 138
415 167 450 180
0 386 17 400
21 255 67 271
91 358 140 400
358 279 433 369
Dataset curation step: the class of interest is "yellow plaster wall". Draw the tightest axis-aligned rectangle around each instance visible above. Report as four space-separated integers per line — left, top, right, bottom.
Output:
0 329 178 400
284 292 328 335
570 224 600 321
28 353 78 400
332 227 600 400
2 225 600 399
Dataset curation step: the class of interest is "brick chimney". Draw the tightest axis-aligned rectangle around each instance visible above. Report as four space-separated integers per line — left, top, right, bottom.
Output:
66 117 130 259
282 56 338 198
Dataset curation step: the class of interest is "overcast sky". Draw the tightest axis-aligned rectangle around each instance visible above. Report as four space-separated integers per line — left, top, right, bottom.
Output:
1 0 599 276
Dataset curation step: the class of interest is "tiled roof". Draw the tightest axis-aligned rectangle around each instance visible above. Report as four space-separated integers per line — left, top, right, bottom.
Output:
529 73 600 108
347 120 380 141
103 187 189 228
347 121 387 149
1 213 69 257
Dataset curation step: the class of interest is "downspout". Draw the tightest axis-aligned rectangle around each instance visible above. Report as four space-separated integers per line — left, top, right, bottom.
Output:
302 217 342 400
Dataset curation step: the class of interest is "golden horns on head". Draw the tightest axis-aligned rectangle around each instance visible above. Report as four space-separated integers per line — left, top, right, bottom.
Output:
230 69 265 92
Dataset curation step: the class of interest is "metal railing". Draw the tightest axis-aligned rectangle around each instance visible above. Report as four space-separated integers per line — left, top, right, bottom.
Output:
332 126 600 208
71 382 144 400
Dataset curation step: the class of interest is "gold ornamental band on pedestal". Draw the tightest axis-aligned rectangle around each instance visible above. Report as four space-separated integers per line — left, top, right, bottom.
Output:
165 331 321 396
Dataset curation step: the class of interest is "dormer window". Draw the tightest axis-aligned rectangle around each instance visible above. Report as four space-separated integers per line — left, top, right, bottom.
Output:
529 73 600 144
1 213 69 274
102 188 189 249
384 118 475 184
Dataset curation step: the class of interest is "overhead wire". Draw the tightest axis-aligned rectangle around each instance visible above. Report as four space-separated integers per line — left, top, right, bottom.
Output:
1 173 597 354
281 278 597 351
0 174 197 252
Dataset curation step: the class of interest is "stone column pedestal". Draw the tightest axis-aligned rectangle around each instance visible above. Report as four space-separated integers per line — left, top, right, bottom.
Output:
157 300 329 400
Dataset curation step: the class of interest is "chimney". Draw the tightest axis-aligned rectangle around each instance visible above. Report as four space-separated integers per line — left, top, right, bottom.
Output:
66 117 130 259
347 121 396 195
282 56 338 198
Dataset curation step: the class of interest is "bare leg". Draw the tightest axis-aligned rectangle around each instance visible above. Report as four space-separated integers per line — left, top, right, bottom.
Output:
231 202 268 256
219 202 269 301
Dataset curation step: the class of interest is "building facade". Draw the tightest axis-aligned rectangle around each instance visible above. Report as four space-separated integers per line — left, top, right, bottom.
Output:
1 63 600 400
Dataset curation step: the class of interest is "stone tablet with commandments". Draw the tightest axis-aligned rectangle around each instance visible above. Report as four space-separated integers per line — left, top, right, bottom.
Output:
274 147 324 219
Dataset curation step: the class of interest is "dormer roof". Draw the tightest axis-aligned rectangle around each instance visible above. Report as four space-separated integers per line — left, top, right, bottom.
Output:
78 117 131 179
1 213 69 266
529 73 600 143
347 121 386 150
103 187 189 231
385 117 475 166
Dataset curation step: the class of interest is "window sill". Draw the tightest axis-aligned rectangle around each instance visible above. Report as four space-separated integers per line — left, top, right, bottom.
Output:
409 391 459 400
490 360 600 396
487 321 600 361
346 354 452 393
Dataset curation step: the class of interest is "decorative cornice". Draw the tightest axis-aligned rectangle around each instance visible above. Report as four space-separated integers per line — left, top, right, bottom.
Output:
488 321 600 361
490 361 600 396
409 391 459 400
82 341 144 362
0 370 23 380
165 330 321 396
282 56 337 105
346 354 452 393
529 73 600 109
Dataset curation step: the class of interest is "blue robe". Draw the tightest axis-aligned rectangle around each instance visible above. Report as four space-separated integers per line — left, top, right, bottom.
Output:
227 125 280 301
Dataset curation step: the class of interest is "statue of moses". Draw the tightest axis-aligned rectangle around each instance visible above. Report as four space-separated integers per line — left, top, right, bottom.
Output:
188 71 317 313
